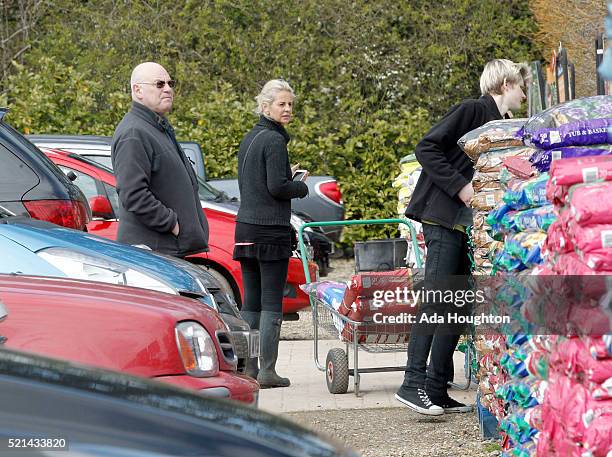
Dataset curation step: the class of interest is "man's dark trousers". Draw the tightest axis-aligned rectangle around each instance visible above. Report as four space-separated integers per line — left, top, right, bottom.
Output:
401 223 471 397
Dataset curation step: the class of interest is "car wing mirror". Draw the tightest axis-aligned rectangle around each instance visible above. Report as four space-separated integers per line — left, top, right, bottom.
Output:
89 195 114 220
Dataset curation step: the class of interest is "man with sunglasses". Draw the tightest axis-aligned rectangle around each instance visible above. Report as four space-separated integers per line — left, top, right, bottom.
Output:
111 61 209 258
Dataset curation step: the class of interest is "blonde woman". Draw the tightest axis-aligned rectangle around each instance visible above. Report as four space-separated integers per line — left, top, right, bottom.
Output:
234 79 308 388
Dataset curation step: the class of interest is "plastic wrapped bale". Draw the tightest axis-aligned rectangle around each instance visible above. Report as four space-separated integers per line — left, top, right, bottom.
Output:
549 155 612 187
501 231 548 270
542 220 574 259
530 145 612 173
522 117 612 150
503 173 549 210
337 269 419 343
500 205 556 233
567 181 612 226
551 252 609 276
475 146 536 173
473 171 503 192
567 223 612 253
471 189 505 211
519 95 612 143
458 119 526 162
299 281 348 335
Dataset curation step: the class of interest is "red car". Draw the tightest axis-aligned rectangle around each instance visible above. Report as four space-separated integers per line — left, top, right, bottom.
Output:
42 148 317 316
0 274 258 405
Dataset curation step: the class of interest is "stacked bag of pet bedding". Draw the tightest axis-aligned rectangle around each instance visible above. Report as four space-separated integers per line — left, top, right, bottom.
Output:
475 276 547 456
393 154 425 265
476 334 508 424
496 334 552 457
531 95 612 276
526 95 612 175
536 335 612 456
543 155 612 275
457 119 551 449
457 119 535 274
484 170 554 274
480 277 610 456
515 95 612 456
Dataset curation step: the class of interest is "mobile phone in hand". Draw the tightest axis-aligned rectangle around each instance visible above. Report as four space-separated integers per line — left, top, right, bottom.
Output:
292 169 307 181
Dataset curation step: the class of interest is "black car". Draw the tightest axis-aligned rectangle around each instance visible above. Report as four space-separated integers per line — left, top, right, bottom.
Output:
0 349 359 457
0 109 90 230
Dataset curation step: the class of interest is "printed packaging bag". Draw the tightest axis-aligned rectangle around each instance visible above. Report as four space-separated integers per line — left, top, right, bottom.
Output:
530 145 612 173
549 155 612 187
567 181 612 226
522 118 612 150
458 119 526 161
520 95 612 131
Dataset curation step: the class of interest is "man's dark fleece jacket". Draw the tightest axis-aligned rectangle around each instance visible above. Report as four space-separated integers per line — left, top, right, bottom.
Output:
112 102 209 257
405 95 502 229
236 116 308 226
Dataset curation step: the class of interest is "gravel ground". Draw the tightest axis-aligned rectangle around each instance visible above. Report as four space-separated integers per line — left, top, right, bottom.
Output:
279 258 500 457
285 408 500 457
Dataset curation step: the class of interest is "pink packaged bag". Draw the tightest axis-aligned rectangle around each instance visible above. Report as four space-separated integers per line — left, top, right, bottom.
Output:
591 378 612 401
543 219 573 256
567 302 612 336
555 338 612 384
563 383 591 443
568 223 612 253
578 248 612 272
582 416 612 457
588 336 612 360
568 181 612 226
549 155 612 186
546 179 570 206
551 252 600 275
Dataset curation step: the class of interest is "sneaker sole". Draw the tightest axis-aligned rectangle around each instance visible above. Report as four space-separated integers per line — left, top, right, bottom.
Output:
443 405 473 413
394 394 444 416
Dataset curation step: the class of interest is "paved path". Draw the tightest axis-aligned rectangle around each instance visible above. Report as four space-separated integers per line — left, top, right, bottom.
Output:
259 339 477 413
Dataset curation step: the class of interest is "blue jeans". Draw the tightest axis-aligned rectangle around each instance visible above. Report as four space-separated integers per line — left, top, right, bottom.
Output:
400 223 470 396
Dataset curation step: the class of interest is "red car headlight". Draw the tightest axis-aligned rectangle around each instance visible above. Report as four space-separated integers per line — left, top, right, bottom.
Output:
175 321 219 377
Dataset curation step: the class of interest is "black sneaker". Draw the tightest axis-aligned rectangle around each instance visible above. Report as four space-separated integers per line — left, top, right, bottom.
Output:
429 394 473 413
395 388 444 416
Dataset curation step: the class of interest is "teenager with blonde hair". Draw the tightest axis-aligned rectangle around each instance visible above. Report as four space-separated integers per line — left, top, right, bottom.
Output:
397 59 530 415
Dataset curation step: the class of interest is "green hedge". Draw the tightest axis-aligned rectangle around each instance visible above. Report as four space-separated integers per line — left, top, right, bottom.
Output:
0 0 538 247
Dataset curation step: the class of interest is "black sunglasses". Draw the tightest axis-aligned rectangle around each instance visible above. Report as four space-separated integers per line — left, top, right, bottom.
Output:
137 80 177 89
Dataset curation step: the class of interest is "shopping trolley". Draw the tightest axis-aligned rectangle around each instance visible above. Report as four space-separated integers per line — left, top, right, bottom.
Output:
297 218 474 396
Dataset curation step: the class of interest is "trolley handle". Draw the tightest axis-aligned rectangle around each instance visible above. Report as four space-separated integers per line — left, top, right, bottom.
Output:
297 218 422 285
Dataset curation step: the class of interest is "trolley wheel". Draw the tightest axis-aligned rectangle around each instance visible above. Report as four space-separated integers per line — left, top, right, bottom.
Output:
326 348 349 394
